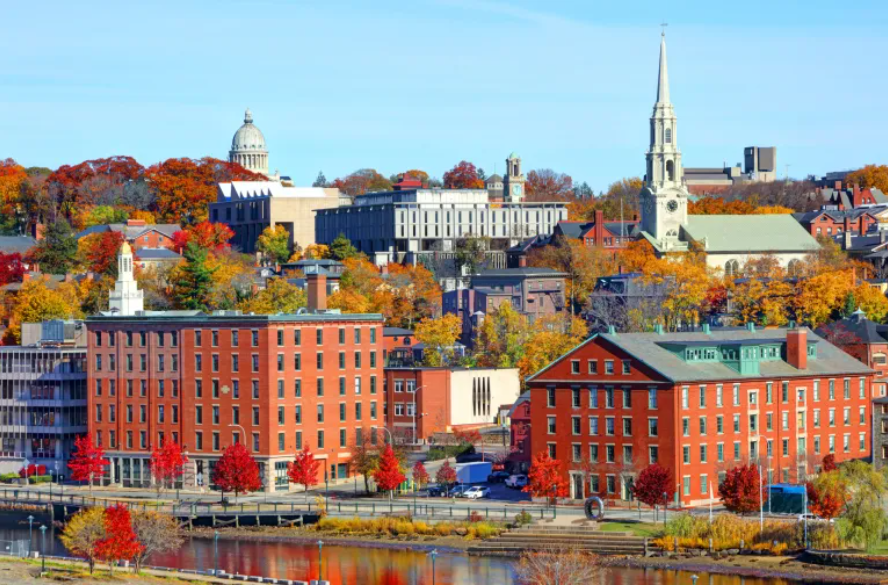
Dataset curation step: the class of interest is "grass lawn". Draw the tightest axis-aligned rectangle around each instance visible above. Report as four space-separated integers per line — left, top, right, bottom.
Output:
598 521 662 538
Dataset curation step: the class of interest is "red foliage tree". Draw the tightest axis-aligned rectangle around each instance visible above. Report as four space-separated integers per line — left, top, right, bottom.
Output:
47 156 145 220
69 435 110 494
95 505 143 574
19 464 47 478
211 442 262 499
287 444 321 494
822 454 837 473
83 231 125 275
443 161 484 189
633 464 675 508
435 461 457 487
148 440 188 494
525 169 574 202
412 461 430 488
523 451 569 502
0 252 25 286
718 464 762 515
806 471 849 520
330 168 392 196
372 444 406 493
171 221 234 254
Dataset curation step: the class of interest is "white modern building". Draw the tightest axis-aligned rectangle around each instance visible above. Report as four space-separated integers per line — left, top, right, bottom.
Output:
315 187 568 266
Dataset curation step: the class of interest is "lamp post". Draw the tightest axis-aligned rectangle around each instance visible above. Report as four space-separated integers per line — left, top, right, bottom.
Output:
663 492 668 526
691 575 699 585
412 385 425 446
213 530 219 575
27 515 34 557
317 539 324 581
371 425 393 445
39 525 47 572
428 549 438 585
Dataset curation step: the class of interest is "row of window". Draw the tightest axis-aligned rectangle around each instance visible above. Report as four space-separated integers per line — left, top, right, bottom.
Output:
95 327 380 350
96 403 180 424
94 353 179 373
95 378 178 398
191 401 380 426
547 387 657 410
680 379 867 410
570 359 630 376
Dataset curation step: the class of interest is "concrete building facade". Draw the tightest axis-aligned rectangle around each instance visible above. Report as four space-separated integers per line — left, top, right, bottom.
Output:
314 188 568 266
211 181 345 254
0 320 88 476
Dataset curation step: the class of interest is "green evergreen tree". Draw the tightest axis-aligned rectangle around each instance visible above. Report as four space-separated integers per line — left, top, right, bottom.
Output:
843 292 857 318
330 233 359 261
312 171 328 188
31 218 78 274
174 242 217 311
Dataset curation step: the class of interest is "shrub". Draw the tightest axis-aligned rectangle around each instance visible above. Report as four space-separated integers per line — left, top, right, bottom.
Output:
514 510 533 526
809 523 841 550
28 475 52 484
0 473 20 483
468 511 484 523
657 514 801 552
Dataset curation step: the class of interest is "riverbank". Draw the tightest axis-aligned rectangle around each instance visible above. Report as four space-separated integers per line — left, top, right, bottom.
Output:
0 557 235 585
192 524 473 552
608 554 888 584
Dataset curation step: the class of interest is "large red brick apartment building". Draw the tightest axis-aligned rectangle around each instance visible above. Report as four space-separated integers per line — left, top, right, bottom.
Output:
527 325 875 506
87 275 385 492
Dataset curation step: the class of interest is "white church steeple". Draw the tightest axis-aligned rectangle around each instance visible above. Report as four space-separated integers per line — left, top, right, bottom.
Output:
639 32 689 249
108 241 143 315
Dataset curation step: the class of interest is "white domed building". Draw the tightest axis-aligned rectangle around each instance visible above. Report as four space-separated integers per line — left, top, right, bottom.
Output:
229 108 278 179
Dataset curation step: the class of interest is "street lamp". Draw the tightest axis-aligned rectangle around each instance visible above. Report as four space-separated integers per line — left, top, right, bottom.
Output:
663 492 668 526
412 385 426 446
27 515 34 557
227 424 247 447
317 539 324 580
213 530 219 576
371 425 393 445
39 525 47 572
428 549 438 585
691 575 699 585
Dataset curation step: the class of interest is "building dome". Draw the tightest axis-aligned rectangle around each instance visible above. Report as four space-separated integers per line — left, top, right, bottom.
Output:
229 108 269 176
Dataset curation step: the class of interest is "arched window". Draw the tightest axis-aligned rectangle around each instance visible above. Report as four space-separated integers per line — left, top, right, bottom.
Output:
665 128 672 144
666 160 675 182
788 259 801 277
725 260 740 277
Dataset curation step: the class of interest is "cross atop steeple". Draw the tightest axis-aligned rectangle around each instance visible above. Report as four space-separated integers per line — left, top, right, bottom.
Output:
660 22 668 36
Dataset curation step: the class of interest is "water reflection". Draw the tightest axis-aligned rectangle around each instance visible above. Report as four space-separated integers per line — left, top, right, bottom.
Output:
0 519 801 585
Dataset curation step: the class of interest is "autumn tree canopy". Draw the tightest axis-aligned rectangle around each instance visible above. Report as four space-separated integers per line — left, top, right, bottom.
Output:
525 169 574 201
443 161 484 189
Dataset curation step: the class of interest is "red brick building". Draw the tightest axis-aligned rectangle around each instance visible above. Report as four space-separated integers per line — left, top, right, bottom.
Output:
507 392 531 472
793 209 882 238
817 311 888 397
77 219 179 251
383 367 520 444
526 325 875 506
551 211 638 249
383 327 415 366
87 276 385 492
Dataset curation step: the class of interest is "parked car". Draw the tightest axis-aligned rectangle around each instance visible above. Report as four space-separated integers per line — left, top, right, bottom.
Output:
798 513 833 523
505 474 528 489
464 486 491 499
426 484 448 497
488 471 511 483
449 484 472 498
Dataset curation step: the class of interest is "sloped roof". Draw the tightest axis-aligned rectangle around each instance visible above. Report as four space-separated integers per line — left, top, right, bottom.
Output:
529 327 874 384
384 327 414 337
77 224 179 241
816 314 888 345
683 215 820 253
134 248 182 260
0 235 36 254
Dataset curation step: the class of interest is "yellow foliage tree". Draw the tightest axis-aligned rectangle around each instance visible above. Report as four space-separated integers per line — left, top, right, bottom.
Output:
256 225 290 264
60 506 106 574
414 314 462 366
517 316 587 382
303 243 331 260
845 165 888 194
794 271 854 327
474 302 532 369
328 288 373 313
5 279 84 342
639 254 711 330
852 283 888 323
238 277 307 315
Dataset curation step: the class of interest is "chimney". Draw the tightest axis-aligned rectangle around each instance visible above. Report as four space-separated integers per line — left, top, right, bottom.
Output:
518 255 527 268
844 217 851 233
844 229 852 251
34 223 45 241
307 273 327 311
786 328 808 370
834 180 842 191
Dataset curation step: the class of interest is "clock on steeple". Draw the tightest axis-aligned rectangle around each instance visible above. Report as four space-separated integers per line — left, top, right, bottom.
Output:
503 152 525 203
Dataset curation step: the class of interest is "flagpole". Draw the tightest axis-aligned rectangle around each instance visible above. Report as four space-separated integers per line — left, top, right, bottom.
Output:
758 464 764 533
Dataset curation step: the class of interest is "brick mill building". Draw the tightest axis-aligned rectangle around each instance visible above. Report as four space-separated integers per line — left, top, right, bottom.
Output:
87 268 385 491
526 325 875 506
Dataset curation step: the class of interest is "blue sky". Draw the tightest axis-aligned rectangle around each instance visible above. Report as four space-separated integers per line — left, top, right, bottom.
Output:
2 0 887 191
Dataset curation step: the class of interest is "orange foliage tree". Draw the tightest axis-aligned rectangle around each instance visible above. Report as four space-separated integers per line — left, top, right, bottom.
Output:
443 161 484 189
146 157 263 224
523 451 569 502
845 165 888 193
331 169 392 195
806 470 849 520
171 221 234 253
526 169 573 201
79 231 125 276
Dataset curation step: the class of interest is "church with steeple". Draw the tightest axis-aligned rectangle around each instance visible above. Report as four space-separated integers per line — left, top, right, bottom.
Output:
636 33 820 274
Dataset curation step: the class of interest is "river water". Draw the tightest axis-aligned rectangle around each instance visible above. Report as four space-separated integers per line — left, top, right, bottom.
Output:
0 518 800 585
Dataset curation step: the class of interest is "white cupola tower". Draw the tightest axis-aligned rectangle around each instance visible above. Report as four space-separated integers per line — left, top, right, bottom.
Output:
108 241 144 316
639 32 689 249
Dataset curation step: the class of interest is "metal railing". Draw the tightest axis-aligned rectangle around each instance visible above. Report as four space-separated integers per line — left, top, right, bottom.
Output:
0 488 556 521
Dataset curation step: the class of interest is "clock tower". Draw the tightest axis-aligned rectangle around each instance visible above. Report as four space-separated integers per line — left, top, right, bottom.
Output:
503 152 525 203
639 32 688 250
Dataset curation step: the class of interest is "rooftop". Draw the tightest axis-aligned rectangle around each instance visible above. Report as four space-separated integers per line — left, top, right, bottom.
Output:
88 309 383 324
682 215 821 253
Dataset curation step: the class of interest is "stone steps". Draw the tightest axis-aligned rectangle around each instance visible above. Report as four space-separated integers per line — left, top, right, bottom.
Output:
468 524 650 557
